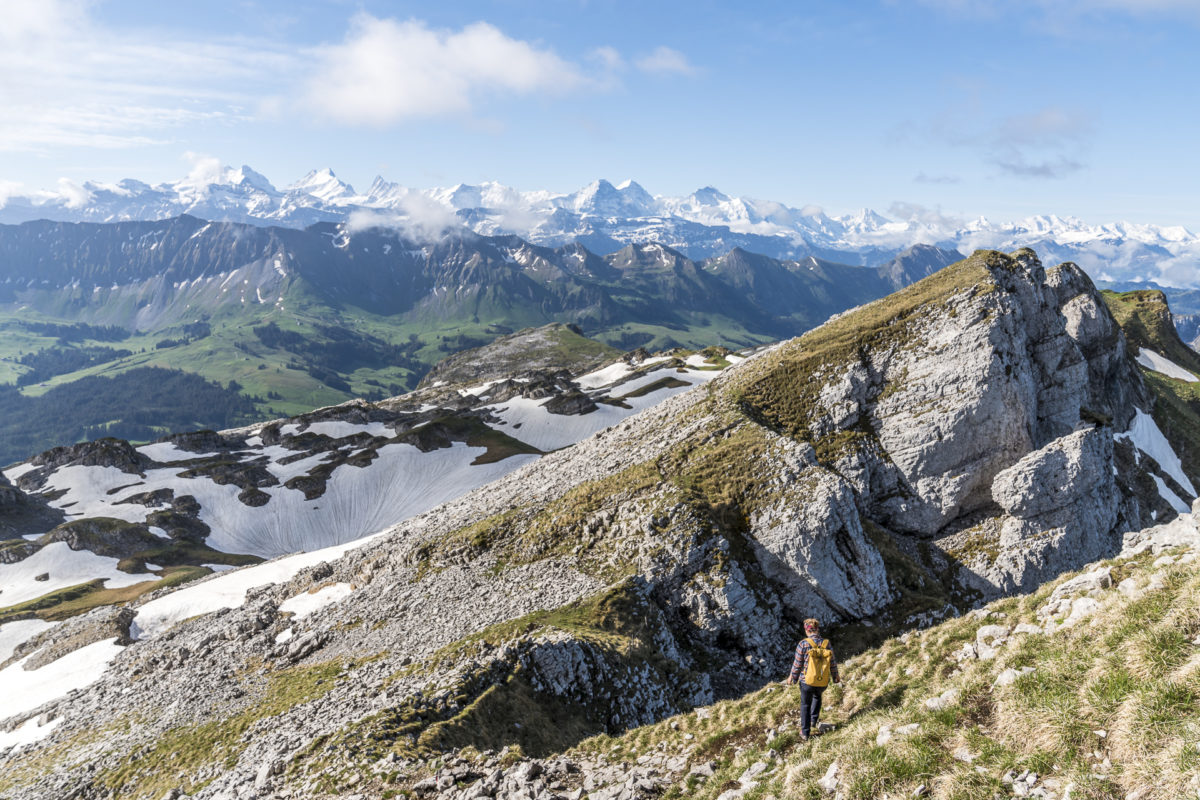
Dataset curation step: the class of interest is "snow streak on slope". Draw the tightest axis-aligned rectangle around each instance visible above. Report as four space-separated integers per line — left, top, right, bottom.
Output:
278 582 354 619
1151 474 1189 514
1135 348 1199 381
0 619 56 663
1119 409 1198 496
0 716 62 754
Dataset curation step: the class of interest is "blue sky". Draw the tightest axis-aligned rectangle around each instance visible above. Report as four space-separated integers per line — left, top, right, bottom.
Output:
1 0 1198 225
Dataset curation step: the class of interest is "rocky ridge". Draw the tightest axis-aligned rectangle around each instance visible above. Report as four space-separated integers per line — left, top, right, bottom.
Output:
0 249 1194 799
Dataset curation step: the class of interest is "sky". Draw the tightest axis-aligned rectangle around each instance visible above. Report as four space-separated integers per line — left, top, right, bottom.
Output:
1 0 1198 226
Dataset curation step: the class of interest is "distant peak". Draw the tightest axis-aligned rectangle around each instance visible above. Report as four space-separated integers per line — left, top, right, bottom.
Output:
690 186 730 204
287 168 355 199
228 165 276 192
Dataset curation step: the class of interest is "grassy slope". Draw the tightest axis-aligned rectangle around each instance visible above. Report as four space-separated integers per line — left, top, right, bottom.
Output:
419 323 621 387
571 545 1200 800
1101 290 1200 375
1102 290 1200 487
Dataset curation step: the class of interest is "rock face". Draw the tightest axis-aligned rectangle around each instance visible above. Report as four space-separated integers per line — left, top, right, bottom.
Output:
0 248 1189 800
0 473 62 541
988 428 1120 591
734 248 1178 594
745 440 890 622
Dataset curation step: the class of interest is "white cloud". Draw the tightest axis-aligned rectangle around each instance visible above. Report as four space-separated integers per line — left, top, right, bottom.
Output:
179 152 228 189
0 180 27 209
914 172 962 184
634 46 697 76
0 0 293 153
306 16 584 125
54 178 92 208
924 104 1092 180
346 197 464 243
985 107 1091 179
590 46 625 72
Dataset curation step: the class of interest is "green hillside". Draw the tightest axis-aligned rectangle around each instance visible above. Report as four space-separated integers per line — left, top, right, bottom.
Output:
566 541 1200 800
1103 290 1200 487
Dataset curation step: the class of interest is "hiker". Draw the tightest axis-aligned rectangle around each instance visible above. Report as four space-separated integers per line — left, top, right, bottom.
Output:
783 618 840 739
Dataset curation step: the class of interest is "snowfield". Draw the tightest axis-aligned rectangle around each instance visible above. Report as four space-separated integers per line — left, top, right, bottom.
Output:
26 442 537 559
0 542 155 607
485 365 721 451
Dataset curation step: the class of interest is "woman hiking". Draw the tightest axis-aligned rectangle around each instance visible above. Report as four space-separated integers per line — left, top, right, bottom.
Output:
783 618 840 740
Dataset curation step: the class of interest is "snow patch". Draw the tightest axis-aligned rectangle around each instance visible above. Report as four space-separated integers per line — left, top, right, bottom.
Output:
2 462 37 482
279 582 353 619
1152 474 1189 514
462 379 502 397
284 421 392 439
0 619 57 664
40 465 161 524
0 715 62 753
485 368 717 451
576 362 633 389
1135 348 1198 382
136 442 219 462
0 638 125 722
132 533 384 639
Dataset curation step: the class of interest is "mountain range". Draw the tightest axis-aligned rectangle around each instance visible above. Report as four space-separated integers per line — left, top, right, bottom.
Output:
3 166 1197 287
0 215 956 464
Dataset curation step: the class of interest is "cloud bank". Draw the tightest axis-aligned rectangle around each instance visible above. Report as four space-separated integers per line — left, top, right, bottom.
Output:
305 16 585 125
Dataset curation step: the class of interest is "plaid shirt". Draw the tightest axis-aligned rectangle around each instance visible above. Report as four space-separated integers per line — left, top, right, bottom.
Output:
788 635 839 685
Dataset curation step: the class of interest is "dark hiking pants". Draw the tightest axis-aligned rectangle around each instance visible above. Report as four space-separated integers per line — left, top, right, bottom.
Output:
800 682 825 737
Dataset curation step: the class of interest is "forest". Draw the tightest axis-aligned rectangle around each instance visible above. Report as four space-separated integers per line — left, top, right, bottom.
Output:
0 367 259 465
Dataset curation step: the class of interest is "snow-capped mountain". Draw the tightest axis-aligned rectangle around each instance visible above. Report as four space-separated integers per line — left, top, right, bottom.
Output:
2 166 1198 286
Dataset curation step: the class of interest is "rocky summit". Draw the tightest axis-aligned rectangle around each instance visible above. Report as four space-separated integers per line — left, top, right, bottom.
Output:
0 249 1197 800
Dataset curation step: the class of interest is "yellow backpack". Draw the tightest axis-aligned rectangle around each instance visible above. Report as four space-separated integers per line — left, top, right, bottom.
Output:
804 638 832 687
